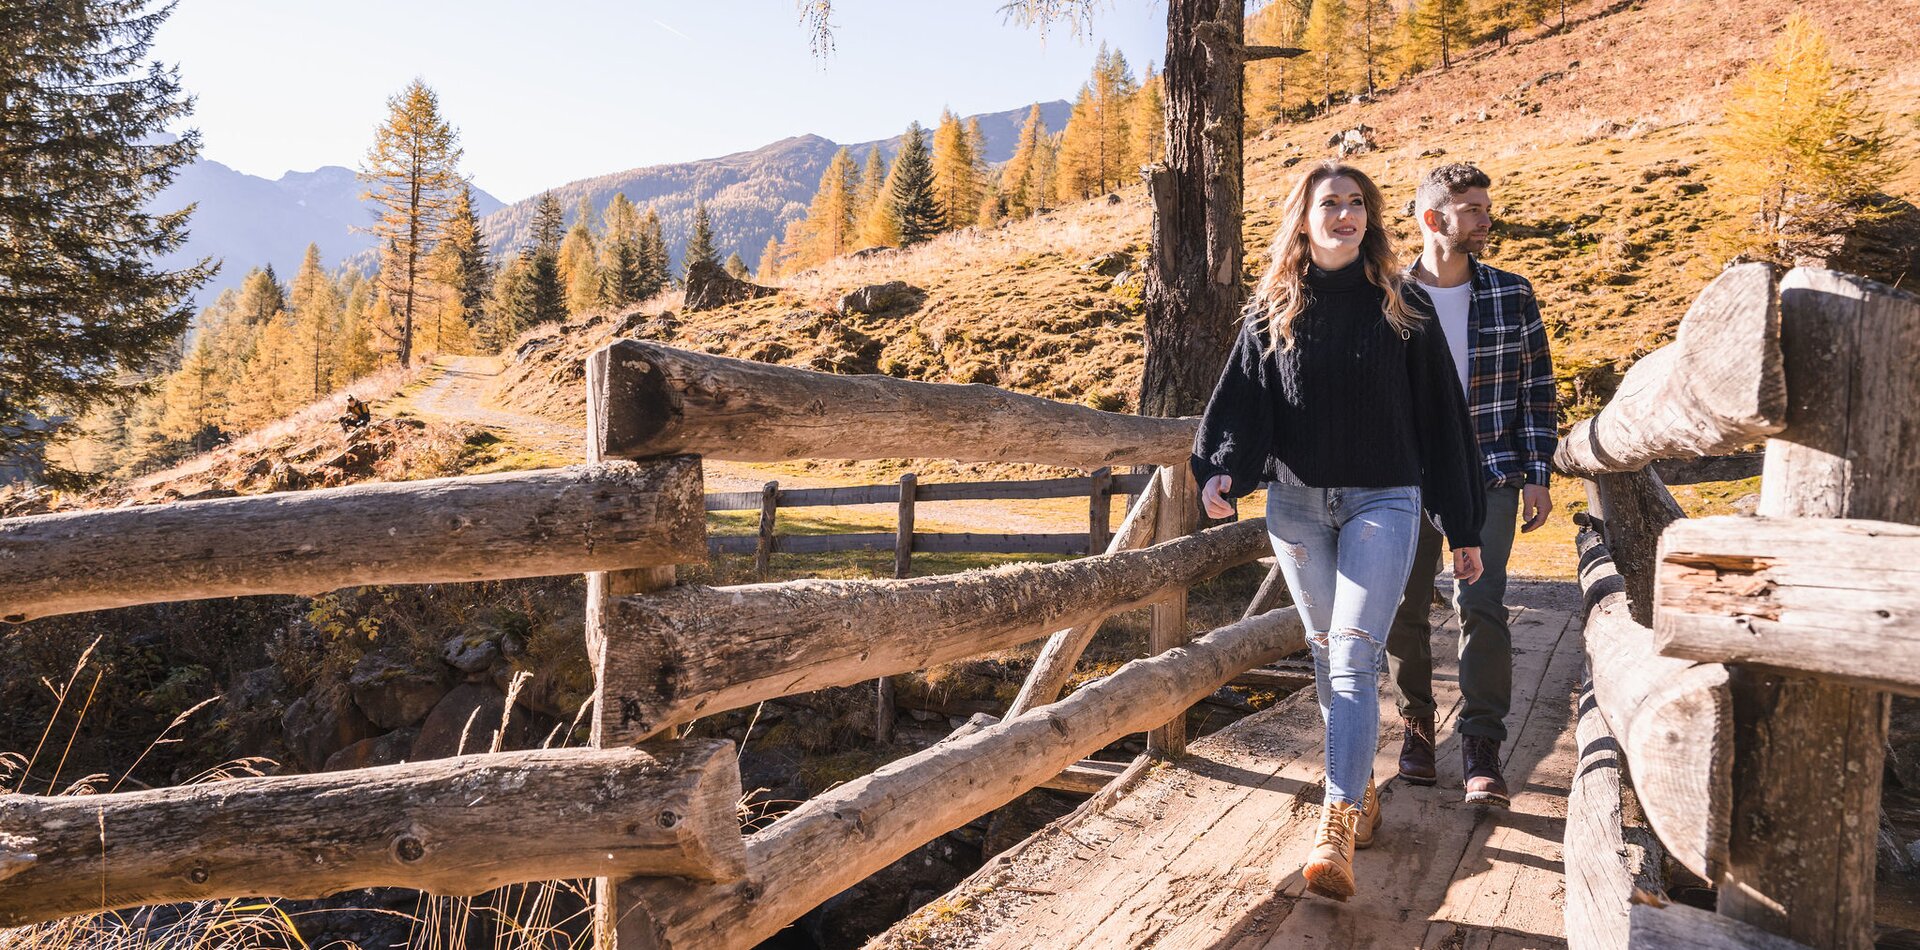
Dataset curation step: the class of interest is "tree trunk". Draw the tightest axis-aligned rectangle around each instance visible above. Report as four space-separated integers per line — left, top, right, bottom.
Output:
1140 0 1247 420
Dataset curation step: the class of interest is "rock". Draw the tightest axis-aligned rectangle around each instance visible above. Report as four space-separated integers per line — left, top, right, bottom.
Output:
324 727 418 771
281 680 377 772
412 682 540 760
1081 251 1133 277
349 650 453 730
1280 155 1303 168
684 259 777 311
849 245 895 259
219 665 288 758
442 633 500 674
1419 147 1447 158
1105 192 1122 204
802 833 979 948
838 281 923 317
1326 125 1380 157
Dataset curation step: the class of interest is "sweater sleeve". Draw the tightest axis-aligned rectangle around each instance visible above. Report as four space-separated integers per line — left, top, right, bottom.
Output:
1189 314 1275 501
1408 318 1487 549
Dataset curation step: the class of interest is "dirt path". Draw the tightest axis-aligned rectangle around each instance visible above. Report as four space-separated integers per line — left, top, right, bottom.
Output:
394 356 1096 535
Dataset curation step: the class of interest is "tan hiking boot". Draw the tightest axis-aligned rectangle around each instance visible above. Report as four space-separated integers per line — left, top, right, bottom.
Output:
1303 798 1363 901
1355 775 1383 850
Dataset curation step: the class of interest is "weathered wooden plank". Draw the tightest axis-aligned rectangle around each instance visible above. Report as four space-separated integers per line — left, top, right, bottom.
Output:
1006 468 1166 717
597 518 1270 744
1228 666 1315 692
604 597 1309 949
1578 525 1733 882
0 460 706 623
589 339 1198 468
1565 681 1633 950
1627 900 1814 950
709 532 1090 557
912 532 1085 554
894 473 916 579
1149 461 1201 756
1038 759 1131 795
1089 466 1113 553
754 480 777 576
1554 264 1784 478
1656 516 1920 695
0 744 744 926
1650 452 1764 486
707 473 1155 510
1718 267 1919 949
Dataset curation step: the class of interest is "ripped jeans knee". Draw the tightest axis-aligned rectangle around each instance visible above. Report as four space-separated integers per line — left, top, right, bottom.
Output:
1308 626 1380 650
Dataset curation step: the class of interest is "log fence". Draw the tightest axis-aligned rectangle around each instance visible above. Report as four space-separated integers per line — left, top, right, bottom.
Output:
1558 263 1920 950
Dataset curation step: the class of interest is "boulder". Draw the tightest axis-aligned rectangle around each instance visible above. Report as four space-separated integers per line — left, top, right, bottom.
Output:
219 664 288 757
1326 125 1380 157
1081 251 1133 277
412 682 541 760
837 281 923 317
442 633 501 674
349 650 453 730
323 727 418 771
849 245 896 259
684 259 777 311
281 680 377 772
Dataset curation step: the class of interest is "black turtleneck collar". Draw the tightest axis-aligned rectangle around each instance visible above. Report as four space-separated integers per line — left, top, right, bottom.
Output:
1304 256 1369 292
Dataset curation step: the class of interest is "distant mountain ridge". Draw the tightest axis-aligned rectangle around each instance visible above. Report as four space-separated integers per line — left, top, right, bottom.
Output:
477 100 1073 275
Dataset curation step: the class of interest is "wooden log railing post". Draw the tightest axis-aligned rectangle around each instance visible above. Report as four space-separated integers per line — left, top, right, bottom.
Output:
1006 467 1166 717
755 480 778 577
1088 466 1113 553
1715 268 1920 949
1148 463 1200 756
894 473 916 579
1587 467 1686 625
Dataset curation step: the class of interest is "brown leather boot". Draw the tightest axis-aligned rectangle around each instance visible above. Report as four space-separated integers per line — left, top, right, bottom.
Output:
1461 734 1511 808
1398 715 1437 786
1354 775 1383 850
1303 798 1363 901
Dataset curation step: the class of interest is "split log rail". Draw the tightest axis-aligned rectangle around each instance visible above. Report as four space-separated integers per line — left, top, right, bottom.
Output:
1557 263 1920 950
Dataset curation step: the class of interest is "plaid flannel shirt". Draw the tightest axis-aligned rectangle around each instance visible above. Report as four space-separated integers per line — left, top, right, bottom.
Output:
1406 257 1557 489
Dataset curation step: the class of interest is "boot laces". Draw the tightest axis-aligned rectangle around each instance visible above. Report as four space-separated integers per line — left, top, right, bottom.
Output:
1317 801 1358 851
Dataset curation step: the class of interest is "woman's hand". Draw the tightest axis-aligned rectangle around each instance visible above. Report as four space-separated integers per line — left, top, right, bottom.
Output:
1201 474 1235 519
1452 546 1484 585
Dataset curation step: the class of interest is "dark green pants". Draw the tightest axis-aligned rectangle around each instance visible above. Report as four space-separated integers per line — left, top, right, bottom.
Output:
1386 486 1520 742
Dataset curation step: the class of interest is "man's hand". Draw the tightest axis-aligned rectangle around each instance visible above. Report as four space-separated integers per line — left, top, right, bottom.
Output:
1521 483 1553 533
1201 474 1235 519
1453 546 1484 585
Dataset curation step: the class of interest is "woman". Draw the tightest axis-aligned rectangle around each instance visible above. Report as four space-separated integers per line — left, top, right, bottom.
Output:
1191 161 1485 902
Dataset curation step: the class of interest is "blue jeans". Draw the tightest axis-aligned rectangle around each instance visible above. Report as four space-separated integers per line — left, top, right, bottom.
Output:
1265 483 1424 807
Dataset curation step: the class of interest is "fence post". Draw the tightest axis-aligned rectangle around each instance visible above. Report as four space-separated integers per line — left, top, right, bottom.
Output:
894 473 916 579
1147 464 1199 756
755 480 779 577
1717 269 1919 948
1088 466 1113 554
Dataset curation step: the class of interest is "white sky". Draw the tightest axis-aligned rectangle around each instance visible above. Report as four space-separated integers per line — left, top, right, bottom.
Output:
152 1 1169 202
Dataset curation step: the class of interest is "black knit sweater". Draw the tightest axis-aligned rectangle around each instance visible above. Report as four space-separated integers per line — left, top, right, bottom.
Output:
1189 258 1487 548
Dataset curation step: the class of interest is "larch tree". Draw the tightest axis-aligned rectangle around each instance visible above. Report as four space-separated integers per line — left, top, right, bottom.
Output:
1245 0 1309 122
796 146 859 266
1423 0 1471 68
852 147 889 230
756 235 784 282
1710 11 1890 265
598 193 644 308
1303 0 1354 107
931 109 984 230
683 201 719 275
723 252 748 279
1000 104 1051 220
857 159 905 249
1092 44 1140 189
1132 62 1167 164
234 265 287 327
1354 0 1398 93
0 0 211 473
436 184 489 334
890 121 944 245
359 78 463 367
288 244 341 397
560 196 600 314
1053 83 1100 202
966 116 993 220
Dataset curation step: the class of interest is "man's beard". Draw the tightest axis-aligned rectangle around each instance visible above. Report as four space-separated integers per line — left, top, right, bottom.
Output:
1442 228 1488 255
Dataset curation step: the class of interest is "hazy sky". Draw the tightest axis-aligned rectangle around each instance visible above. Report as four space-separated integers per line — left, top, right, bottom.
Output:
152 1 1169 202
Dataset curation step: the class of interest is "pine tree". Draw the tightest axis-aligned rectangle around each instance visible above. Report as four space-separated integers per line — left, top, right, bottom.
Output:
598 193 645 308
522 192 566 325
359 79 463 367
0 0 211 470
1132 62 1167 165
1000 104 1050 220
560 196 600 314
531 191 565 254
890 121 944 245
724 252 749 279
1711 12 1891 265
439 184 489 323
482 254 531 350
931 109 983 230
640 205 671 297
684 201 718 275
1303 0 1354 107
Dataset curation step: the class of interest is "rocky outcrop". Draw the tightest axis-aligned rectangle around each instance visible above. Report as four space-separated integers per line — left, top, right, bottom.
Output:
837 281 924 317
281 680 377 772
348 650 453 730
685 259 777 311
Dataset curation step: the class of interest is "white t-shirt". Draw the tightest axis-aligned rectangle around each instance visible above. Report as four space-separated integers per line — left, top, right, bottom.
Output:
1416 280 1472 396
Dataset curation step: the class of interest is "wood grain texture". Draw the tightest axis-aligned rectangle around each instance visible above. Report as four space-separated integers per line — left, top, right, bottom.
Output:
1656 516 1920 695
0 460 706 622
1627 900 1814 950
598 518 1269 744
1564 681 1633 950
1553 264 1784 478
590 339 1198 469
0 744 745 926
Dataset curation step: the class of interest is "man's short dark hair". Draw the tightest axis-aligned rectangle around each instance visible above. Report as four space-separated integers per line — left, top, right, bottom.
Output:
1417 163 1492 213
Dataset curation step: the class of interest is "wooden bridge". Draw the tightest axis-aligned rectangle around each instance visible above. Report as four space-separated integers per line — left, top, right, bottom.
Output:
0 264 1915 950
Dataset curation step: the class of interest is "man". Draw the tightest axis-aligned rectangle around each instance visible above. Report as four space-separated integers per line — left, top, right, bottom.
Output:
1389 163 1557 808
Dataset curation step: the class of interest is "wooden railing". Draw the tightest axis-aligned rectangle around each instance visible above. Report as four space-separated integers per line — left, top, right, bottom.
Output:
0 337 1299 950
1557 263 1920 950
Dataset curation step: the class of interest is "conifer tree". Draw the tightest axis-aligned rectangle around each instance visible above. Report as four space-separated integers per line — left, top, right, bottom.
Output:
0 0 211 469
852 147 889 230
1423 0 1471 68
756 235 784 282
360 79 463 367
289 245 341 397
439 184 489 321
640 205 671 296
1354 0 1398 93
560 196 600 314
724 252 749 279
335 275 379 381
931 109 983 230
482 254 532 350
1246 0 1310 123
598 193 645 308
523 192 566 325
1000 104 1051 220
890 121 944 245
795 147 859 266
1053 83 1100 202
684 201 719 275
235 266 287 326
1132 62 1166 165
1303 0 1354 107
1711 12 1890 265
1092 45 1139 188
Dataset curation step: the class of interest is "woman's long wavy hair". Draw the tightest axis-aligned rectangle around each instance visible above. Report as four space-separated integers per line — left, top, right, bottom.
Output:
1250 160 1421 353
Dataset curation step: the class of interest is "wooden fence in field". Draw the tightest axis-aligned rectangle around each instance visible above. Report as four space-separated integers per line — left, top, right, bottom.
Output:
0 336 1299 950
1555 263 1920 950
